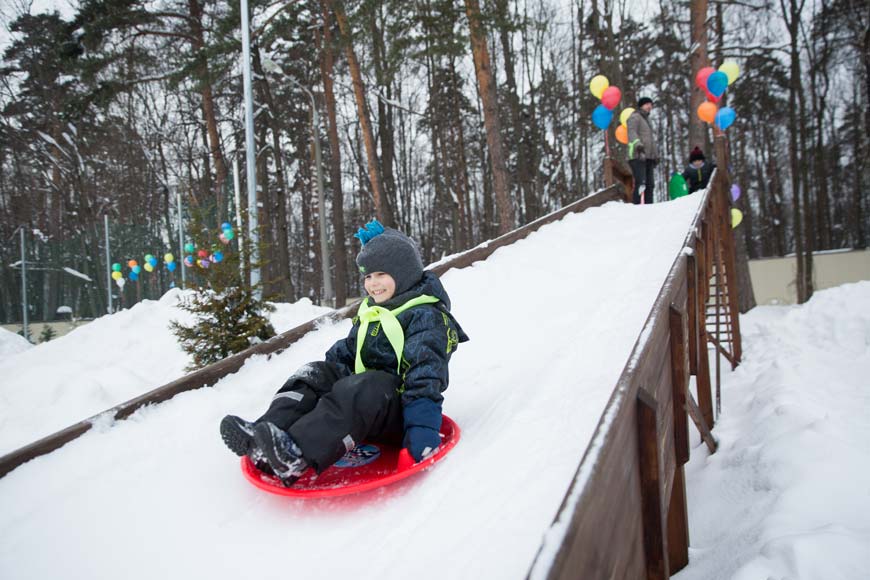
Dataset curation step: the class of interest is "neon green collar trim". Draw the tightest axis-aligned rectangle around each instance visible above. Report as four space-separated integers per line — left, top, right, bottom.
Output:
355 294 440 374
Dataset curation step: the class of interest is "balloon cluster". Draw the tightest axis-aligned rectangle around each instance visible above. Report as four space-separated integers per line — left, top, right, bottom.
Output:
589 75 622 130
110 251 177 288
730 184 743 228
183 223 233 269
696 62 739 131
614 107 635 145
218 222 236 245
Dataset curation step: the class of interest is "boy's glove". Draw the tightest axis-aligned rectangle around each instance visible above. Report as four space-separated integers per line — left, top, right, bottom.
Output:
402 398 443 462
635 144 645 158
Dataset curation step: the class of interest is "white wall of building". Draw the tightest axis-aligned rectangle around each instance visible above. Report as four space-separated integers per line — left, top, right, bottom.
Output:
749 248 870 305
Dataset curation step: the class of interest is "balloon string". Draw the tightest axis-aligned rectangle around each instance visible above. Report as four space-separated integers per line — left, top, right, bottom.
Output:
605 129 610 157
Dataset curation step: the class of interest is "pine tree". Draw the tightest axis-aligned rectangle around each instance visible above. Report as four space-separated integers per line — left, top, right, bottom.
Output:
170 210 275 371
39 325 57 343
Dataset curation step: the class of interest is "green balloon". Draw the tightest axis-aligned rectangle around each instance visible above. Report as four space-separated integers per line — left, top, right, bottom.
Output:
669 173 689 200
184 242 195 253
112 263 122 272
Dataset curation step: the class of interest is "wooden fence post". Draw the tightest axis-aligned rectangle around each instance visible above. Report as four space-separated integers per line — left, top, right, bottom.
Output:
637 388 668 580
667 305 690 572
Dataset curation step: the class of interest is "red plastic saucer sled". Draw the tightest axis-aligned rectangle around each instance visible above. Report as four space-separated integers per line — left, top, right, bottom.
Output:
241 415 460 498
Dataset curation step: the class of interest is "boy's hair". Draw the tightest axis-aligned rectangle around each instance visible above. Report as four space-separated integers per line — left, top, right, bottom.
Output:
355 220 424 295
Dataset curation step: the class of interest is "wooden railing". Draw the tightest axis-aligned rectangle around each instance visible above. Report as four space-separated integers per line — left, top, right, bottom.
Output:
527 140 742 579
0 185 625 478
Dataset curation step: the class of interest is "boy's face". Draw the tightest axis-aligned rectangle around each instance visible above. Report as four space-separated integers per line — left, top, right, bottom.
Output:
691 159 704 168
364 271 396 304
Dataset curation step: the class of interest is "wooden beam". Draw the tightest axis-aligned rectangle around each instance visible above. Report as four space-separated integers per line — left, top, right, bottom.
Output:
669 306 689 466
667 464 690 573
637 388 669 580
686 394 718 453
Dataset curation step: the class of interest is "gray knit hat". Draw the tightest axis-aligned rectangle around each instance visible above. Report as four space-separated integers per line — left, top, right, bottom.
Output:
355 220 424 295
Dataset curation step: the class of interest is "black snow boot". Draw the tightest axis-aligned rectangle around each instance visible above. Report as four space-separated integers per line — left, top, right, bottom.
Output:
253 422 309 486
220 415 274 475
220 415 256 456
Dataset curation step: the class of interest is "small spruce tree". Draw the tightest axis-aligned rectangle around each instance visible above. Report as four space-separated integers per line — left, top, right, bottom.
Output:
39 325 57 343
170 210 276 371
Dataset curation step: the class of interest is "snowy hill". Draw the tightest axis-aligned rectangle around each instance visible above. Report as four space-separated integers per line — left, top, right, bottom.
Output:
1 195 868 580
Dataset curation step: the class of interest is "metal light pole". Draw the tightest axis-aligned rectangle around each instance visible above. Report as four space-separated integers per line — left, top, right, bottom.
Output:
104 214 112 314
239 0 260 298
261 57 333 307
19 226 28 341
176 189 186 287
232 157 246 280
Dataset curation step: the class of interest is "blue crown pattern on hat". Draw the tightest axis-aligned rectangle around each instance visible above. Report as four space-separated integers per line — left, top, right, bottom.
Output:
354 219 386 246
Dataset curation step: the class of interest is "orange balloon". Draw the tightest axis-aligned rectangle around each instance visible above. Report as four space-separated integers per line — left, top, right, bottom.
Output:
127 259 138 268
697 101 718 124
615 124 628 144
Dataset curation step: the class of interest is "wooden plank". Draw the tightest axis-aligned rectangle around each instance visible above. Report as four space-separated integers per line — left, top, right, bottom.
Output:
687 253 699 376
686 394 718 453
637 388 669 580
669 305 689 466
667 464 690 573
694 236 715 430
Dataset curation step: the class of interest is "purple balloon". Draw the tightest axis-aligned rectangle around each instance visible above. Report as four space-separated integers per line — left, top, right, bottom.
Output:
731 184 741 202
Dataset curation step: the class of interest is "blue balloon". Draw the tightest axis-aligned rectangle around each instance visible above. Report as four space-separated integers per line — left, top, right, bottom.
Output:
706 71 729 98
221 222 232 230
148 257 158 267
132 265 142 274
591 104 613 130
213 251 224 263
130 271 139 281
715 107 737 130
167 261 177 272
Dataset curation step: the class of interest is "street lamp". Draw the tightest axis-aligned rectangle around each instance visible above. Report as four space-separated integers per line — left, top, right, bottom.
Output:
261 57 334 308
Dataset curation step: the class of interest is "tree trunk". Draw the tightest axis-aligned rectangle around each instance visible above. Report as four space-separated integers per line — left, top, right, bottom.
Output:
464 0 514 235
318 4 347 307
328 0 395 228
188 0 228 207
689 0 709 153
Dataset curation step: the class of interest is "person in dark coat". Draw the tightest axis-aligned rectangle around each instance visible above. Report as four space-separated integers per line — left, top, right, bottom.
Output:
682 146 716 194
626 96 658 205
220 220 469 485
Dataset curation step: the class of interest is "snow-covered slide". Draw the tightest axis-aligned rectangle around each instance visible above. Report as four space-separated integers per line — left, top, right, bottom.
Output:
0 192 705 580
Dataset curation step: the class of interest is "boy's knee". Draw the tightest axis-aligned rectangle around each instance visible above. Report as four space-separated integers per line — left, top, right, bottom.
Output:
333 371 400 405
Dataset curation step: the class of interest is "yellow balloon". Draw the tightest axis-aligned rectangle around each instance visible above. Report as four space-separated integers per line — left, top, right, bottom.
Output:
164 253 174 263
589 75 609 99
619 107 635 126
719 61 740 85
144 263 154 272
111 271 123 280
731 208 743 228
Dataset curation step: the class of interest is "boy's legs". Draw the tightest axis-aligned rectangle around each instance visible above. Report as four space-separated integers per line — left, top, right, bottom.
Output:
256 361 346 430
288 370 404 473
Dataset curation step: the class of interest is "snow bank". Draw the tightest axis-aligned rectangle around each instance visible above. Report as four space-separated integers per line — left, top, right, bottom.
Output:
0 327 32 357
676 281 870 580
0 289 330 455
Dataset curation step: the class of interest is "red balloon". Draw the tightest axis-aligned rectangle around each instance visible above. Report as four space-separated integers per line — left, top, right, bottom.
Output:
704 89 720 104
695 66 715 90
197 249 208 258
600 86 622 110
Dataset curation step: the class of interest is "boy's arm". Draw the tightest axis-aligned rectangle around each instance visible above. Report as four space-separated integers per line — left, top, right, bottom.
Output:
324 324 357 377
400 307 458 460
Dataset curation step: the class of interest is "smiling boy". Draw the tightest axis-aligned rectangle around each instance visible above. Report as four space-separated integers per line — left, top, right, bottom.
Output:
220 220 468 486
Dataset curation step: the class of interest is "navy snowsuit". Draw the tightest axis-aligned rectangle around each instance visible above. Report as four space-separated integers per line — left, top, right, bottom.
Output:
682 161 716 194
257 272 468 472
